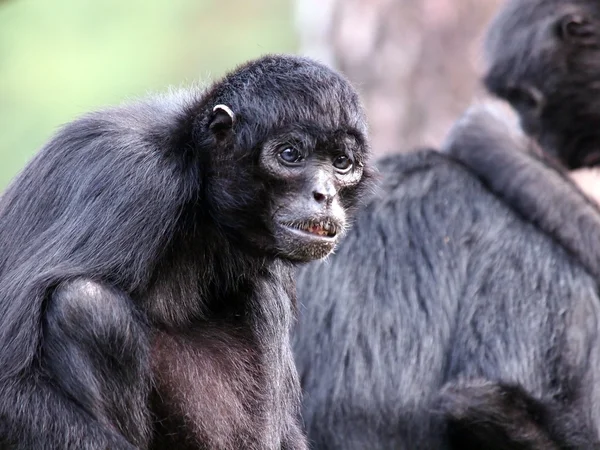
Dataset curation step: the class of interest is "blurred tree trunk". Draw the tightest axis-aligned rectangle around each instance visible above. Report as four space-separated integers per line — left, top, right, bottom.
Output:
295 0 501 156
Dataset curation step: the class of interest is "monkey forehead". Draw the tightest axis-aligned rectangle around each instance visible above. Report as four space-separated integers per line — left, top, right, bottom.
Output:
262 125 366 156
205 54 368 134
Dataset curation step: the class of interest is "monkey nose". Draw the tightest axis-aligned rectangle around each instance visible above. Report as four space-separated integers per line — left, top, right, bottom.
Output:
313 186 337 203
313 191 328 203
312 175 337 203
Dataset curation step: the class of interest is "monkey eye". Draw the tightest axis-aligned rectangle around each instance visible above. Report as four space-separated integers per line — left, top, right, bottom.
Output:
333 155 353 172
279 147 304 164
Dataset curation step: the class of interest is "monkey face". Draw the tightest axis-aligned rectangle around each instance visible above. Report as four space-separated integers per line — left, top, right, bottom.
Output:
257 128 367 262
200 55 373 262
203 123 370 263
483 0 600 169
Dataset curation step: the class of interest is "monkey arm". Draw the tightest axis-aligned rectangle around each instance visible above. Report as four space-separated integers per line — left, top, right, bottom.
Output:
0 279 150 449
442 103 600 281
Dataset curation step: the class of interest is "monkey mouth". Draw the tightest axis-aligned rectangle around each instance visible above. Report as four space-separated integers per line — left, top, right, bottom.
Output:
281 219 339 238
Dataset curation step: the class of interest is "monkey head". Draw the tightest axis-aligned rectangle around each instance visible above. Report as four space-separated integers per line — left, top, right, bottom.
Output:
198 55 373 262
484 0 600 169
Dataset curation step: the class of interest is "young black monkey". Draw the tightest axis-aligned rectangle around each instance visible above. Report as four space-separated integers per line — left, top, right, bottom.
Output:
0 55 372 449
463 0 600 280
435 0 600 444
439 104 600 448
436 4 600 442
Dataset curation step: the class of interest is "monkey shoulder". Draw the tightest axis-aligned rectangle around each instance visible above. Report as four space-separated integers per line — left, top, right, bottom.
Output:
443 105 600 280
367 149 516 232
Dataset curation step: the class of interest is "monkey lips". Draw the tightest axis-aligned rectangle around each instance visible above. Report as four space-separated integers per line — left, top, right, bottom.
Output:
282 218 339 239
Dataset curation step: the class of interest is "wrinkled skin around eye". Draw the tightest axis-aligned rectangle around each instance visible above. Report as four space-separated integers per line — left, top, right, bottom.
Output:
332 155 352 171
279 147 304 164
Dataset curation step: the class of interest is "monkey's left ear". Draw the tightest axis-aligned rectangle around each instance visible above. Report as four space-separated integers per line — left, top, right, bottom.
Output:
209 104 235 139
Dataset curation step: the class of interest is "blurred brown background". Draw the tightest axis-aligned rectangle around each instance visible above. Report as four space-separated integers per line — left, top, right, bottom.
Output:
296 0 503 156
0 0 502 188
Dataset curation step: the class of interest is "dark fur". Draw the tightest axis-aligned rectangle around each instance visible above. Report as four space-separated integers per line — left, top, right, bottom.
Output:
443 105 600 281
439 379 562 450
0 55 372 449
484 0 600 169
439 106 600 448
293 108 600 448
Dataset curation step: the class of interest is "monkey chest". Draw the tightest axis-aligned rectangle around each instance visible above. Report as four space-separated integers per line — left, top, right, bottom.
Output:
148 327 282 450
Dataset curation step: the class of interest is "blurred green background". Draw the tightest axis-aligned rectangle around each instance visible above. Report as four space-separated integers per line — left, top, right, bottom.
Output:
0 0 297 189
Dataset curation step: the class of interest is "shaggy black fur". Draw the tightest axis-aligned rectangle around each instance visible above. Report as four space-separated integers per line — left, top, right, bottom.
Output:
293 107 600 449
0 54 372 449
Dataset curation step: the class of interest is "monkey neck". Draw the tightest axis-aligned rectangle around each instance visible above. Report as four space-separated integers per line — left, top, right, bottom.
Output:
142 221 296 329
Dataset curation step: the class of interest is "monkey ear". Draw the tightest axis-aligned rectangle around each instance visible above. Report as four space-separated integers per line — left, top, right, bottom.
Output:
557 14 595 44
209 104 235 139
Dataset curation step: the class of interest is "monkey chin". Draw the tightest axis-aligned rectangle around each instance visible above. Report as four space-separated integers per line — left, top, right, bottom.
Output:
275 220 342 262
